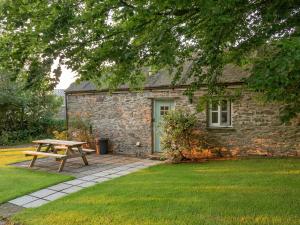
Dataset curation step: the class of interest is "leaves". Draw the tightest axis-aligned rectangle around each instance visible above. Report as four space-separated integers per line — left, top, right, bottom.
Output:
0 71 63 144
0 0 299 120
247 37 300 122
160 109 198 161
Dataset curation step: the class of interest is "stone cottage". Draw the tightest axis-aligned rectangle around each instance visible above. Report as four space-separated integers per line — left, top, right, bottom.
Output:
65 65 300 157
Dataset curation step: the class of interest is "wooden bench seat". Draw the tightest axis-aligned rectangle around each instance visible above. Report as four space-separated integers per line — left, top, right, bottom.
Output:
24 151 67 159
55 146 96 154
81 148 96 153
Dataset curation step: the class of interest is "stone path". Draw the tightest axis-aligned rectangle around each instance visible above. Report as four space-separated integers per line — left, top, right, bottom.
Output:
7 156 160 209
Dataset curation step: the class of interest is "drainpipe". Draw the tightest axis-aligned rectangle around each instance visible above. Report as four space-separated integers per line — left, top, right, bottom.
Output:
65 92 69 137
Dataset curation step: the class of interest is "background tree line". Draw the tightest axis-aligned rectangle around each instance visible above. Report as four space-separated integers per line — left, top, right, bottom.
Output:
0 71 64 145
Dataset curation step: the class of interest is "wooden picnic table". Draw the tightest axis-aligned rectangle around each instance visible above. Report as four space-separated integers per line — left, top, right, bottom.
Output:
24 139 89 172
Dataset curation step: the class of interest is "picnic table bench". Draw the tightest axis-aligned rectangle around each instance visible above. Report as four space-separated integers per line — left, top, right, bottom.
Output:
24 139 92 172
54 146 96 154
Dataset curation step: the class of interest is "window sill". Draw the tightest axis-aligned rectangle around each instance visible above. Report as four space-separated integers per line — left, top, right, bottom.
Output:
206 127 236 132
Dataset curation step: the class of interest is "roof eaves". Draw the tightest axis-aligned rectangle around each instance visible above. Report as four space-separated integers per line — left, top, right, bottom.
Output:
65 81 245 95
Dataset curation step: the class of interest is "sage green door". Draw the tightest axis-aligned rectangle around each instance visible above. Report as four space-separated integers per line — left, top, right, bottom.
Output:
153 100 174 152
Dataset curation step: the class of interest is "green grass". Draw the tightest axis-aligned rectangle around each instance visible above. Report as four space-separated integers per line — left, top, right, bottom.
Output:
0 147 73 203
0 147 41 166
12 158 300 225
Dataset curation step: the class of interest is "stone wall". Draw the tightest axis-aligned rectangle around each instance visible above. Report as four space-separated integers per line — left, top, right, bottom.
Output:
66 88 300 157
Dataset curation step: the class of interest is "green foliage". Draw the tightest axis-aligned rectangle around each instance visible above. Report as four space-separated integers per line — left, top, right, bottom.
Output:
161 109 206 162
0 1 299 120
68 116 94 143
0 71 64 145
196 90 242 113
247 37 300 122
53 130 68 140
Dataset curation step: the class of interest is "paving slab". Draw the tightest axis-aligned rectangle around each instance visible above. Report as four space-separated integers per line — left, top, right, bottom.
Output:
61 186 83 194
80 175 98 181
23 199 49 208
126 168 141 172
44 192 67 201
9 195 38 206
79 170 98 176
64 179 85 186
48 183 72 191
108 168 124 172
104 174 122 179
101 170 116 175
94 177 111 183
77 181 96 188
92 171 113 177
30 189 56 198
115 170 132 175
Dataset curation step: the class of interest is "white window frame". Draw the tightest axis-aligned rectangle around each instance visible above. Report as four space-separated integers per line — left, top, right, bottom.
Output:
209 100 232 127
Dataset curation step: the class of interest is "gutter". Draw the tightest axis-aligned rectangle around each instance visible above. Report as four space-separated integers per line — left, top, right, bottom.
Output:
65 82 245 95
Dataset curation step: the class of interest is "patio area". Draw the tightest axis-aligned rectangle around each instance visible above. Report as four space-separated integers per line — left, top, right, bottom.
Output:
11 154 160 178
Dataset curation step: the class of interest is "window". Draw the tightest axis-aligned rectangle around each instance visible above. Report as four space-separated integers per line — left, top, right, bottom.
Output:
209 100 231 127
160 105 170 116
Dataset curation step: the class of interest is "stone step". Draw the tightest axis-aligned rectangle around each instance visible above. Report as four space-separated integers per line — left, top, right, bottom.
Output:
148 154 166 161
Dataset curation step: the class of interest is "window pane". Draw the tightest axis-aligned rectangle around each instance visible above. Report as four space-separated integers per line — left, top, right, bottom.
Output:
221 100 228 111
221 112 228 124
211 101 218 111
212 112 218 123
160 106 164 115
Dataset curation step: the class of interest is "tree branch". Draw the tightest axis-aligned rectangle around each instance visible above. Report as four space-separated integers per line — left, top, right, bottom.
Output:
119 0 135 9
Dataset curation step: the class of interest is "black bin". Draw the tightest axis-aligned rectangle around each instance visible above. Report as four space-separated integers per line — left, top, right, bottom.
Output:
96 138 109 155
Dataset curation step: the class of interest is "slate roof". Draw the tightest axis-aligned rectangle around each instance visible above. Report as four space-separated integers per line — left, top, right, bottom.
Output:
53 89 65 97
65 64 250 93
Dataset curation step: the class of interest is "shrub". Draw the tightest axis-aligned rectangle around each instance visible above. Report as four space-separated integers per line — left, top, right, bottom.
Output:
0 71 65 145
161 109 208 162
53 130 68 140
0 130 33 145
68 116 95 147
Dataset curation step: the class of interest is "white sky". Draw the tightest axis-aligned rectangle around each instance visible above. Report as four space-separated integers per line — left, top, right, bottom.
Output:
51 58 77 89
55 65 76 89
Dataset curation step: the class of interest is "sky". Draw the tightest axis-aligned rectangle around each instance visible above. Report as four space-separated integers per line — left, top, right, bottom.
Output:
55 66 76 90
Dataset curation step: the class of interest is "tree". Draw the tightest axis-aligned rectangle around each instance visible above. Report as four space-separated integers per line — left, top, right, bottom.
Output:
0 71 63 145
0 0 299 121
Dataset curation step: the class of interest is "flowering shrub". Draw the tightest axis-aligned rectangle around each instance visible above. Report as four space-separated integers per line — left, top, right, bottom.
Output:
53 130 68 140
68 116 96 148
161 109 208 162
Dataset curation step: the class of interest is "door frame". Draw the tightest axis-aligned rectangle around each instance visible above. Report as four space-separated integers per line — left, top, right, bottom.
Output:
152 98 175 153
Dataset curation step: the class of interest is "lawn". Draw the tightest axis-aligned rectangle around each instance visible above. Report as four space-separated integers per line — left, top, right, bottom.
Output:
12 158 300 225
0 147 73 204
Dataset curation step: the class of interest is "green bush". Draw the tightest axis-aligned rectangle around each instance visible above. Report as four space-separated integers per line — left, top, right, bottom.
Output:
68 116 94 142
53 130 68 140
161 109 207 162
0 119 65 145
0 130 32 145
0 71 65 145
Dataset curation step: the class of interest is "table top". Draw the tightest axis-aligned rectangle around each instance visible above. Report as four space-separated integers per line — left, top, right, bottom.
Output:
32 139 87 146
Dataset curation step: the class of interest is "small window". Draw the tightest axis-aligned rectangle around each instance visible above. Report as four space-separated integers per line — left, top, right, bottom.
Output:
160 105 170 116
209 100 231 127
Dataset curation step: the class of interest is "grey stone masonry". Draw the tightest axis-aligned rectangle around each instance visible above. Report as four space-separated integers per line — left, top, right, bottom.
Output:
67 88 300 157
